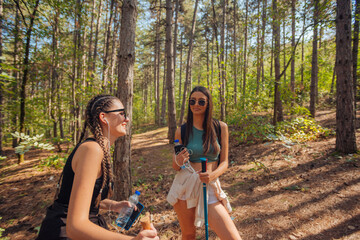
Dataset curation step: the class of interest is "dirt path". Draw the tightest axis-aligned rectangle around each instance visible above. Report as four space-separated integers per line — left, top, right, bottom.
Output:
0 110 359 239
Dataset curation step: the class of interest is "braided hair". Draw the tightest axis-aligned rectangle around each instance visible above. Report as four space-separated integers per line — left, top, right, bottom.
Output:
78 94 118 206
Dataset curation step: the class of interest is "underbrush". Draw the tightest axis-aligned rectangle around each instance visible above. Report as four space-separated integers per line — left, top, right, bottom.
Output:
229 107 334 144
37 154 67 170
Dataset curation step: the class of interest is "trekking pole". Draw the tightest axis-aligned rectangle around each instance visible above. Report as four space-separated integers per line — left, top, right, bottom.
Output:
200 157 209 240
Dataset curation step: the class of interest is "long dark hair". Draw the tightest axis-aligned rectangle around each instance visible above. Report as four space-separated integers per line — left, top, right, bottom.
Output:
184 86 220 154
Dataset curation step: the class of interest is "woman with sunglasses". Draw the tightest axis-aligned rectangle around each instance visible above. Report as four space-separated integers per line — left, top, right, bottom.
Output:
37 94 159 240
167 86 242 239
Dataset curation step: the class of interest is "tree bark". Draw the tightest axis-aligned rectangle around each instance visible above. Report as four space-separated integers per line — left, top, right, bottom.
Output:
18 0 40 135
220 0 226 120
102 0 115 90
291 0 296 106
353 0 360 111
243 0 248 97
260 0 267 89
114 0 137 200
335 0 357 153
310 0 319 118
179 0 199 125
165 0 176 142
233 0 238 104
273 0 283 125
256 0 261 95
0 0 3 155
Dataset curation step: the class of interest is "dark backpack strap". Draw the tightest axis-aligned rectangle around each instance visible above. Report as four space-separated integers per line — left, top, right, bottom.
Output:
181 123 186 145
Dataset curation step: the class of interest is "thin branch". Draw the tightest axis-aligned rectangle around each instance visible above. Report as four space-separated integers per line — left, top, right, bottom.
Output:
12 0 28 28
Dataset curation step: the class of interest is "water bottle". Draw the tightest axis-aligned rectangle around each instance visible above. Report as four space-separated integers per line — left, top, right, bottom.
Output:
174 139 184 155
116 191 141 228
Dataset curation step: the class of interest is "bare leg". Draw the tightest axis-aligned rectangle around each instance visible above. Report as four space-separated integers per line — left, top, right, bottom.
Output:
173 200 196 240
208 202 242 240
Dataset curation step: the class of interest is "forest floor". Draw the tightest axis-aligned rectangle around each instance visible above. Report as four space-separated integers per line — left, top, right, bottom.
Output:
0 108 359 240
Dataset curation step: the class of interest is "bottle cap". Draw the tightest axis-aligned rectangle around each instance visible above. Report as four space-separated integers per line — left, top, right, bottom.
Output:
200 157 207 162
135 190 141 195
174 139 179 143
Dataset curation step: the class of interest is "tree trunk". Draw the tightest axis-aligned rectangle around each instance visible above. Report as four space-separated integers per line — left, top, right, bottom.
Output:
18 0 40 135
92 0 103 74
301 1 306 87
291 0 296 106
233 0 238 104
12 7 20 148
256 0 261 95
353 0 360 111
102 0 115 90
243 0 248 97
165 0 176 142
283 21 286 83
335 0 357 153
260 0 267 89
173 0 179 84
114 0 137 200
273 0 283 125
161 59 167 125
179 0 199 125
220 0 226 120
310 0 319 118
0 0 3 155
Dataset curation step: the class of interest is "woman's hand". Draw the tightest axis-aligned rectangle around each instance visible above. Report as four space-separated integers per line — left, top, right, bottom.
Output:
110 201 135 213
133 224 159 240
174 148 189 167
198 171 215 184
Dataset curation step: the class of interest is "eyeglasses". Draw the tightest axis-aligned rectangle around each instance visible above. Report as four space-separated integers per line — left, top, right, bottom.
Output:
189 99 207 106
104 108 127 119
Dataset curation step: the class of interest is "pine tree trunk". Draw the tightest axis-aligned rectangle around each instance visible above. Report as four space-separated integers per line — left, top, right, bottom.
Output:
220 0 226 120
310 0 319 118
0 0 3 155
260 0 267 89
161 59 167 125
273 0 283 125
102 0 115 90
256 0 261 95
166 0 177 142
92 0 103 75
114 0 137 200
335 0 357 153
233 0 238 104
179 0 199 125
12 7 20 148
19 0 40 135
352 0 360 111
291 0 296 106
243 0 248 97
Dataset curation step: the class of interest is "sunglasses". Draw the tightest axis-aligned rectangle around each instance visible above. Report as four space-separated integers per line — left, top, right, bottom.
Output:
189 99 207 106
104 108 127 119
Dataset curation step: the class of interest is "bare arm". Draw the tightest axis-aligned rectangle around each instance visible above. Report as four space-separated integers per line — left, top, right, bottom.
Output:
172 127 189 171
66 142 158 240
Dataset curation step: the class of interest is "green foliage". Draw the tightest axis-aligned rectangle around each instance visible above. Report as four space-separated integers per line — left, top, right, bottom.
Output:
276 117 334 143
0 217 10 240
0 156 6 161
228 110 274 144
10 132 55 155
38 154 67 170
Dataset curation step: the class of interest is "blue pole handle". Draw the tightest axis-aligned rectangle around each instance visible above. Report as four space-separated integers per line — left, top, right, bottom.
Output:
200 157 207 173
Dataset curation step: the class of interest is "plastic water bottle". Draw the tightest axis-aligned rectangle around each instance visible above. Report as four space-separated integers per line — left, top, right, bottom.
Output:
174 139 184 155
116 191 140 228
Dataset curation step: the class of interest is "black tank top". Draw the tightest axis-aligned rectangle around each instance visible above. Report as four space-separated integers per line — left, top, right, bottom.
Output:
56 138 110 213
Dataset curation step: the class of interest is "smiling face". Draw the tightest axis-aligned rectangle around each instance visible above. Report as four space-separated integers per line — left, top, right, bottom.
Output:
103 100 129 137
189 91 208 116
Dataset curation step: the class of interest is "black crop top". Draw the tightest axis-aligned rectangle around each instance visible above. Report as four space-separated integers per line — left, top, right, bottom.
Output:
56 138 110 214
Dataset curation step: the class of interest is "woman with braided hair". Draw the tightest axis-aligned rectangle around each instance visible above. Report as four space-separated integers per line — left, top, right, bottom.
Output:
37 95 159 240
